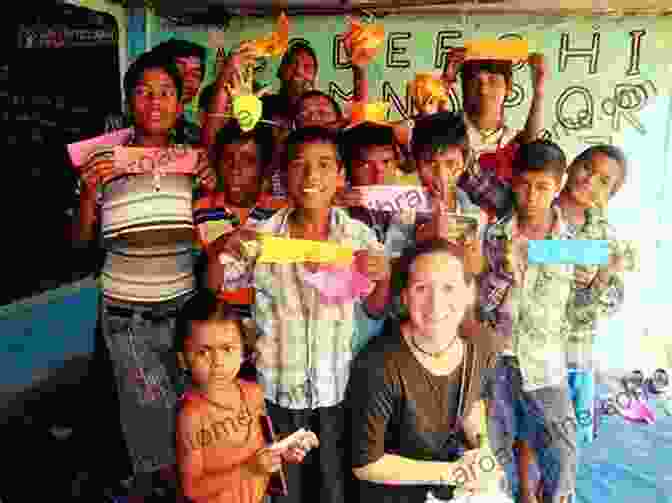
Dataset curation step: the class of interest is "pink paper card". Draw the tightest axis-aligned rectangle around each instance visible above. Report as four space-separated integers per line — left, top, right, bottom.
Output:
358 185 432 214
113 146 199 177
300 267 373 304
67 128 133 168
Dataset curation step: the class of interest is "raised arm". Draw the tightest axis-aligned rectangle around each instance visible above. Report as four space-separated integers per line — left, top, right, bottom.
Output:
517 53 546 144
201 42 257 149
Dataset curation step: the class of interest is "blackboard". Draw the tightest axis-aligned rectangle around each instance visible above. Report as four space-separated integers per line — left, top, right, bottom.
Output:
3 3 122 305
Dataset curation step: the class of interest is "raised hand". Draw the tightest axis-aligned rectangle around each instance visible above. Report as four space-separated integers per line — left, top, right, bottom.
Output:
527 52 547 95
441 47 467 90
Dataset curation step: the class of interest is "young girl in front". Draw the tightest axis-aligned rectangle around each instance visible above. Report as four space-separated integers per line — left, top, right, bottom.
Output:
175 292 315 503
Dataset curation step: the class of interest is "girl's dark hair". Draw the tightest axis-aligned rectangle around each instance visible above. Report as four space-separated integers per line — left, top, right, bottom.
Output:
213 121 275 173
411 111 472 165
571 144 628 197
296 90 343 121
513 139 567 181
285 126 342 165
123 50 184 105
175 291 251 353
394 239 474 296
175 291 257 380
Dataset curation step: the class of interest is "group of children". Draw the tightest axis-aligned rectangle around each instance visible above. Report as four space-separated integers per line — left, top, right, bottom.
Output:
75 32 631 503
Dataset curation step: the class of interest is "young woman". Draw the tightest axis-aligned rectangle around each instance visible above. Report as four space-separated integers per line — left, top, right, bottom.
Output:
347 240 507 503
74 50 216 502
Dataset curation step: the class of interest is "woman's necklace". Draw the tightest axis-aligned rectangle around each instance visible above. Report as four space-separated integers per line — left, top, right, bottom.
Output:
409 331 460 359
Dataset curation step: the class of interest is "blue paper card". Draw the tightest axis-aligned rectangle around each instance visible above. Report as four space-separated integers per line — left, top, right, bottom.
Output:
527 240 610 265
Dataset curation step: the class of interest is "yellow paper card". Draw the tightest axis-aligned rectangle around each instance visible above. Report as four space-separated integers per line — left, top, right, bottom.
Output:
350 101 389 124
255 235 354 265
465 39 529 62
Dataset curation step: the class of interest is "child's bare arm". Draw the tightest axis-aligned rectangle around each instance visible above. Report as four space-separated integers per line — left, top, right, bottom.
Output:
517 53 546 144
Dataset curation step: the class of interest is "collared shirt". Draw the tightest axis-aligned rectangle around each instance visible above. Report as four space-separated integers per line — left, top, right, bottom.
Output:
561 207 627 367
480 205 577 390
219 207 385 409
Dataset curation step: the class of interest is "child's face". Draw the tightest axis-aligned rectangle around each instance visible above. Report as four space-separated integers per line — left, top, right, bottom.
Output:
463 69 510 114
512 170 561 219
218 140 262 207
351 145 398 186
183 320 243 391
296 95 339 129
566 152 618 207
131 68 180 137
402 252 474 336
287 140 343 209
416 146 465 199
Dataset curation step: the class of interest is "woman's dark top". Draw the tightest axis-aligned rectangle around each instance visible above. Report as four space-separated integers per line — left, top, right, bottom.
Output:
346 323 492 502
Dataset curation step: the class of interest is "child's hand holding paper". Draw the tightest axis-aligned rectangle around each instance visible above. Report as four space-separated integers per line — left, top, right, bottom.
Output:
270 428 319 464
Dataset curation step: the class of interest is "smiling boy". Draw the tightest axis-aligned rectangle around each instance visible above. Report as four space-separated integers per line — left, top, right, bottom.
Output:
205 126 392 503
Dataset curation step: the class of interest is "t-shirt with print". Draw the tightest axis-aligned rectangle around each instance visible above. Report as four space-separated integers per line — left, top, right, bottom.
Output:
347 323 493 503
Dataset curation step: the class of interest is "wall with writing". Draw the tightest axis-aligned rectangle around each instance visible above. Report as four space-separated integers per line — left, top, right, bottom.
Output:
4 3 122 305
146 13 672 369
147 13 671 162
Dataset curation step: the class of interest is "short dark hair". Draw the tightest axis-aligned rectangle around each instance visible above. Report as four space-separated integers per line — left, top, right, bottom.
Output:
411 111 471 164
213 121 274 173
296 90 343 120
153 38 207 81
285 126 341 165
277 41 319 80
395 239 475 296
460 59 513 87
175 291 249 354
513 140 567 181
123 50 183 105
198 82 216 113
572 144 628 197
339 122 400 182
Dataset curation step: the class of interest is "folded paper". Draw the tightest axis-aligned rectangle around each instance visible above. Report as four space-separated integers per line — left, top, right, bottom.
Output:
409 73 448 105
300 266 373 304
349 101 390 125
248 235 354 265
110 146 199 183
68 128 133 168
464 39 529 62
198 220 237 245
253 12 289 58
344 17 385 67
232 94 263 132
358 185 432 214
